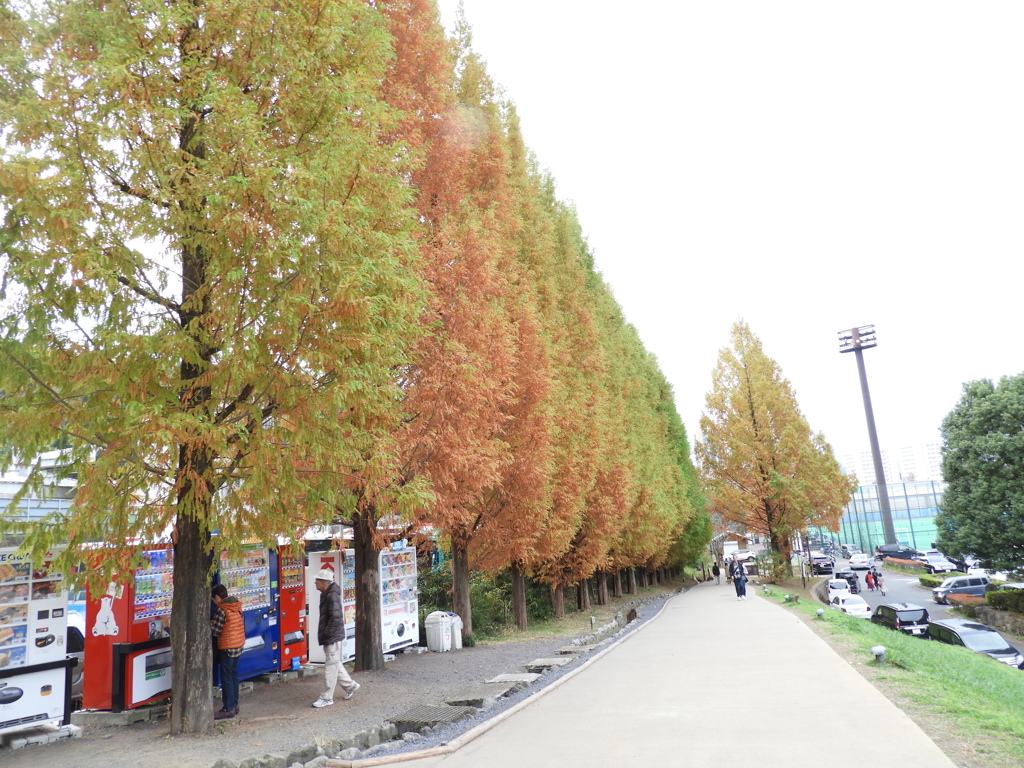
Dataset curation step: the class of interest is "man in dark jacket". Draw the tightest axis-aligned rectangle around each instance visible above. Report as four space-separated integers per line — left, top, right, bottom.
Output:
313 567 358 708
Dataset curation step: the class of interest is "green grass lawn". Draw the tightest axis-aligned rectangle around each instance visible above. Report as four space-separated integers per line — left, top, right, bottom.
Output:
765 586 1024 767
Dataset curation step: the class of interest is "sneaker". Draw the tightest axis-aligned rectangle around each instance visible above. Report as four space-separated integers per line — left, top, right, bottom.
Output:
214 708 236 720
312 698 334 708
343 682 360 701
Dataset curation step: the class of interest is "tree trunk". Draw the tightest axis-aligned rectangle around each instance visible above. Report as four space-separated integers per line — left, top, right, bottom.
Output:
451 533 472 636
353 510 384 672
170 197 216 733
596 571 608 605
170 514 215 733
511 562 528 631
627 568 637 594
613 571 623 598
577 580 591 610
552 584 564 619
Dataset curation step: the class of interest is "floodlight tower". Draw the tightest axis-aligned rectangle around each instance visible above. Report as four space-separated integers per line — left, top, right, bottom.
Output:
838 325 897 546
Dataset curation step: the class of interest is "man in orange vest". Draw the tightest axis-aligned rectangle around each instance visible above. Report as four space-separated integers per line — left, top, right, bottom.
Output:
211 583 245 720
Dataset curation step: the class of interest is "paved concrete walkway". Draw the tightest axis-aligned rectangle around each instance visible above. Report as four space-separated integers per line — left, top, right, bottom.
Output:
397 581 955 768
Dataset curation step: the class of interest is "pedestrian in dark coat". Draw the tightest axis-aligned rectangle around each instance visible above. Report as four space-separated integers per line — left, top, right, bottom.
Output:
312 567 359 708
712 562 721 585
729 559 747 600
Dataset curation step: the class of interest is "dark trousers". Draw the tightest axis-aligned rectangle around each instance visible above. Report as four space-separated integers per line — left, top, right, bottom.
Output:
733 577 747 597
219 651 240 711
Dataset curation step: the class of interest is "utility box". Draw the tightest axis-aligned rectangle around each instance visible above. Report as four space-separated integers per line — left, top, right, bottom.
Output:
424 611 452 652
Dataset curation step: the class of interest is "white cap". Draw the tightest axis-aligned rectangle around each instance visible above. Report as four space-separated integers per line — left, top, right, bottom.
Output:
315 568 335 582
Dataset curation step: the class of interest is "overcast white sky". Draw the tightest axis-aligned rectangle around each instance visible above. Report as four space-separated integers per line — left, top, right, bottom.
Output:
437 1 1024 465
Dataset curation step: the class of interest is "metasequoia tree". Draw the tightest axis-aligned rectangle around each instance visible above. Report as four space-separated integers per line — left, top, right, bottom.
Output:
0 0 421 732
697 321 854 568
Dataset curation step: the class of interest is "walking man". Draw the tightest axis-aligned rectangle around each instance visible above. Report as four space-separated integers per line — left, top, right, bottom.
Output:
729 558 747 600
313 567 359 708
211 584 245 720
712 562 721 585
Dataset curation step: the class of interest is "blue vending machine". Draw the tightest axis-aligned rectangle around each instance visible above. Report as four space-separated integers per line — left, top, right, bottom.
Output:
215 545 280 681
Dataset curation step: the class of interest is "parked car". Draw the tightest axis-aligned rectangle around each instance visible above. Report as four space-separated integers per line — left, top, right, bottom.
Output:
922 555 958 574
728 550 756 563
827 578 852 602
927 618 1024 667
848 553 874 570
875 543 918 561
810 555 834 575
932 574 990 604
833 568 860 594
870 602 930 636
841 545 862 559
67 612 85 705
829 593 871 618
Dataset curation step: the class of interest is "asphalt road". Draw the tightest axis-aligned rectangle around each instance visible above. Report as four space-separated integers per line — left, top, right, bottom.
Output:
825 557 1024 655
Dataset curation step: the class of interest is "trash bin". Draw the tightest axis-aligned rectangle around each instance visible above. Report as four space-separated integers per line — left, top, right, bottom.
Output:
425 611 452 652
447 612 463 650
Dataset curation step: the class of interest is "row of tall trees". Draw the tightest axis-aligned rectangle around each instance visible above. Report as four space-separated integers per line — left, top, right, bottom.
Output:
0 0 707 732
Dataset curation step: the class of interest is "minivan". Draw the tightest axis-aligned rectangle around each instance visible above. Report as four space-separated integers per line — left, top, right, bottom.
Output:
927 618 1023 667
875 543 918 561
870 602 930 636
932 574 990 604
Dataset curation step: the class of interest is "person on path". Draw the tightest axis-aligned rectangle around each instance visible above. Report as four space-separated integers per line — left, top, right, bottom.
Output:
865 571 875 591
712 562 721 585
876 573 887 596
313 567 359 708
729 559 747 600
211 584 245 720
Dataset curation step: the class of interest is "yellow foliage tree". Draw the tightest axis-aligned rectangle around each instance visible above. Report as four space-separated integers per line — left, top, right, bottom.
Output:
697 321 854 567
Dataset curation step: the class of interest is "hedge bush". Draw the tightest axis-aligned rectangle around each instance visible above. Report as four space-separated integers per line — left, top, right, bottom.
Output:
884 557 926 572
987 589 1024 614
918 573 944 588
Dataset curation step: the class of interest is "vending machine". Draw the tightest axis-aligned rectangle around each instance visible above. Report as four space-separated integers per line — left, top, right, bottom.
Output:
83 547 174 712
379 545 418 654
215 545 279 681
0 548 76 735
305 544 419 662
276 547 308 670
305 549 349 664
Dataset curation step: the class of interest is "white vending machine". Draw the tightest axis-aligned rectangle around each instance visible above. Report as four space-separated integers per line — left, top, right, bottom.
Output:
0 548 75 736
306 544 418 662
378 545 418 654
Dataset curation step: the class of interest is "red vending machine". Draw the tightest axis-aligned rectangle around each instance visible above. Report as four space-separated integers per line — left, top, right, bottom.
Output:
276 547 307 670
82 548 173 712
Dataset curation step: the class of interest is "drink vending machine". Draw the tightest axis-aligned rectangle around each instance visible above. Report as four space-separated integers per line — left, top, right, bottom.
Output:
305 549 352 663
84 544 288 712
0 547 76 736
305 543 417 662
214 545 280 683
83 547 174 712
379 545 418 654
276 546 308 670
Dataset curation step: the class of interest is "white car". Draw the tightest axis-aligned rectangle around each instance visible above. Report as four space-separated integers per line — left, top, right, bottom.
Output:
826 579 852 602
728 550 756 562
848 553 874 570
829 593 871 618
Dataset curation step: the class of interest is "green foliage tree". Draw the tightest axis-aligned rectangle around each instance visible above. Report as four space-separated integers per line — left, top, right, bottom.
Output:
697 321 854 571
935 374 1024 573
0 0 423 732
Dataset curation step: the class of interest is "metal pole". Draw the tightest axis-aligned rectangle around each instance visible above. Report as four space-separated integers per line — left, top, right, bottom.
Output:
853 347 897 544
